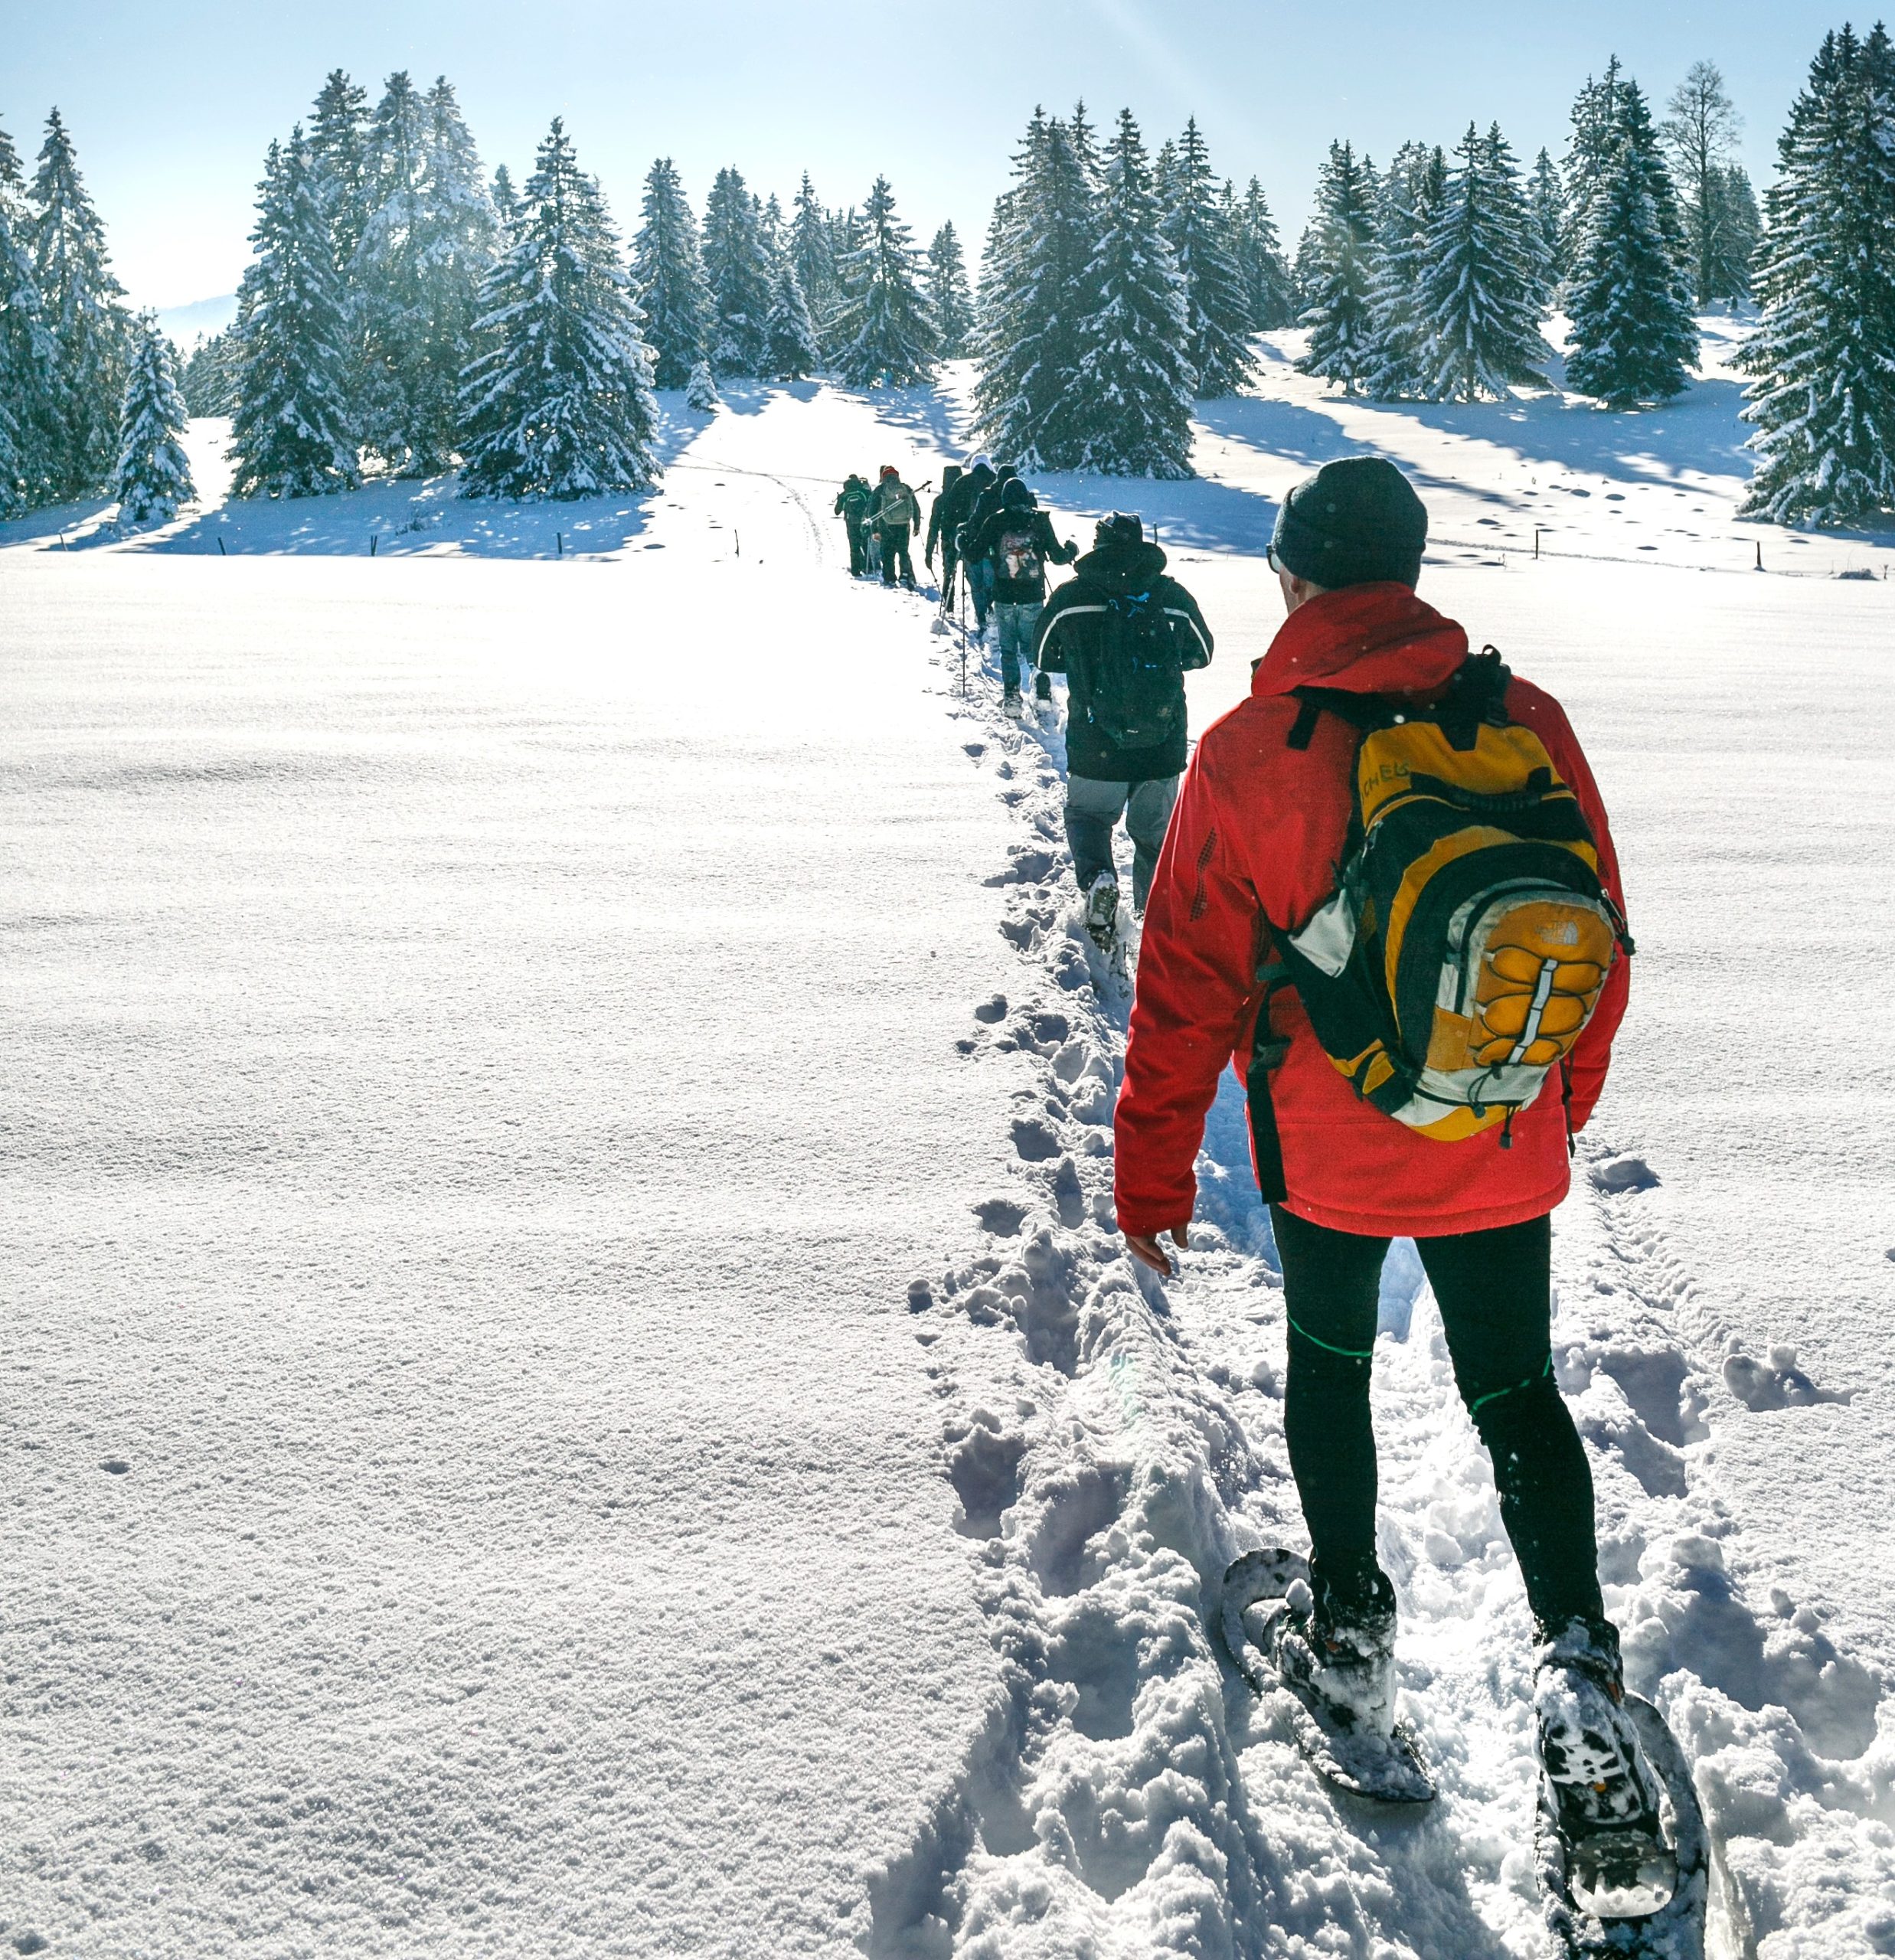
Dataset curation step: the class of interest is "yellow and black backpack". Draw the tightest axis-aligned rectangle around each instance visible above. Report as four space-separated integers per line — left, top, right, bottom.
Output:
1249 650 1631 1199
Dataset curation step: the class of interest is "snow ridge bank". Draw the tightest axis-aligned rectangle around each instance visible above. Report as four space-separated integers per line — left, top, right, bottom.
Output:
875 612 1893 1958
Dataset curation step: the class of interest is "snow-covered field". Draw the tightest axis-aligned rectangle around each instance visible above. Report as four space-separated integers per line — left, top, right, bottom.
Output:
4 338 1893 1958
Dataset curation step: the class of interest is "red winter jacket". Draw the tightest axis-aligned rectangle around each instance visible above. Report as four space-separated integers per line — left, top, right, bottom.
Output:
1115 583 1629 1240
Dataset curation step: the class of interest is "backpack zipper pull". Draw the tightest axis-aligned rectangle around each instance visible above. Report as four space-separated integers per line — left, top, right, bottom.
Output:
1500 1108 1518 1150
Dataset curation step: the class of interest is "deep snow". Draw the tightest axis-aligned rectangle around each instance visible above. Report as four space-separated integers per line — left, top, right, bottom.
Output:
5 336 1894 1958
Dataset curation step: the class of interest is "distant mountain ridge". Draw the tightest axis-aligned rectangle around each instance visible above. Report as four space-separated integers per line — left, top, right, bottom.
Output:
155 293 238 343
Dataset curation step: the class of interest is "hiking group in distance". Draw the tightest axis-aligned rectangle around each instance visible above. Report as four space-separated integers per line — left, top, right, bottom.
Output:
841 445 1701 1955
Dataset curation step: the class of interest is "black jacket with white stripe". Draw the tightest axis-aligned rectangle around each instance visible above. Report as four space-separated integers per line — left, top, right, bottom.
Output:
1033 541 1214 782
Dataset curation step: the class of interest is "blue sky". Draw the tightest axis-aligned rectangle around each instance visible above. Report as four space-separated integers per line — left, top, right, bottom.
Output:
5 1 1865 308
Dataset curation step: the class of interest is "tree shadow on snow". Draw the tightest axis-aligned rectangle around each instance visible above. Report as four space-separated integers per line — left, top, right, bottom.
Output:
845 381 967 455
0 492 117 550
1031 466 1285 558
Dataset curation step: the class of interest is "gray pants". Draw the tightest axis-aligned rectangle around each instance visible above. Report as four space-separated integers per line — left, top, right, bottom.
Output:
1065 773 1180 913
992 599 1041 694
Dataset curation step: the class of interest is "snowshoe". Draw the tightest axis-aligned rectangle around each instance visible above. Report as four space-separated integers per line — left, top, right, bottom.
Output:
1001 690 1025 720
1083 871 1119 954
1220 1549 1436 1805
1534 1622 1707 1955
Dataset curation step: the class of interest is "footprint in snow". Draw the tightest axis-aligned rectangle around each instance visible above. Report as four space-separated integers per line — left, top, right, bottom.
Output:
1722 1339 1850 1411
1593 1153 1660 1194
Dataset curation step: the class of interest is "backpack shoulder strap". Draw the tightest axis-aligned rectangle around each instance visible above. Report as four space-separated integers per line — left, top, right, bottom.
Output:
1285 686 1392 750
1430 646 1514 750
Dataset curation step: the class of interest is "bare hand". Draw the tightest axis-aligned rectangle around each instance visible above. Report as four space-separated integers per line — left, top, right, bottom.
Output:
1125 1227 1188 1277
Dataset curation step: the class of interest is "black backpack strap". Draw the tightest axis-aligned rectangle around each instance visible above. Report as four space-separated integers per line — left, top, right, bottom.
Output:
1434 646 1514 750
1245 957 1298 1205
1286 686 1388 750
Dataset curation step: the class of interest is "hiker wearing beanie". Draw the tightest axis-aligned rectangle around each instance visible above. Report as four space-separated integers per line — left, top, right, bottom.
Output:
927 456 991 608
1033 512 1212 950
871 464 922 589
1116 456 1669 1897
957 462 1019 633
833 472 874 577
963 477 1077 714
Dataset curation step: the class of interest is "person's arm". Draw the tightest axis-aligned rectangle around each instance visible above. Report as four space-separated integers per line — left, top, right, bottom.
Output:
1510 683 1629 1132
1162 580 1214 669
1115 747 1262 1266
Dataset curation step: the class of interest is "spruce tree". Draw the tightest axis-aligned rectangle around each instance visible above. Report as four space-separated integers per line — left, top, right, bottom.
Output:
353 72 430 471
113 312 194 523
410 78 496 469
1361 142 1437 400
458 118 659 500
1160 118 1255 396
490 164 520 237
632 158 710 387
1070 108 1194 478
789 174 837 348
1564 79 1698 405
1297 140 1377 390
972 109 1098 466
1237 178 1295 329
1529 147 1564 286
309 71 372 280
926 222 975 357
0 113 56 513
1561 56 1625 275
832 175 936 387
28 109 129 501
685 358 720 410
179 329 241 416
763 245 821 381
1740 26 1895 523
1416 122 1548 401
1707 165 1761 300
229 129 360 498
701 167 772 375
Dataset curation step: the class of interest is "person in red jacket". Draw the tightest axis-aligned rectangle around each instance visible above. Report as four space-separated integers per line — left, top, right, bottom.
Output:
1116 457 1661 1863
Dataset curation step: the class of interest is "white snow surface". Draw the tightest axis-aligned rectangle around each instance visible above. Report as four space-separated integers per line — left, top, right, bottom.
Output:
5 339 1894 1958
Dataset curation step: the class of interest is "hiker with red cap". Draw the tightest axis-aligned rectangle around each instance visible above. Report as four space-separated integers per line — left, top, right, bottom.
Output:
870 464 921 590
1116 456 1679 1916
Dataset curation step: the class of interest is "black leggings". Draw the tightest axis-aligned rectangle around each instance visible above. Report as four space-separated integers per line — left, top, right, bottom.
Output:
1272 1205 1603 1631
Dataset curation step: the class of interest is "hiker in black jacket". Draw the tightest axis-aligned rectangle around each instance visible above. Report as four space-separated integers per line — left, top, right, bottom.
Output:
927 457 989 608
834 474 873 577
964 478 1077 715
956 463 1018 632
1034 512 1213 946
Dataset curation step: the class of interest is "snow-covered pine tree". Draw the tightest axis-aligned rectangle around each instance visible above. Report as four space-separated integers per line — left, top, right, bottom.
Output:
1740 25 1895 523
309 70 372 283
1070 107 1194 477
790 175 837 348
632 158 710 387
408 77 496 470
229 128 361 498
1416 122 1549 401
0 112 56 513
1564 78 1699 406
28 109 129 501
1529 147 1564 286
1707 165 1761 300
701 167 773 376
832 175 936 388
458 117 659 500
684 358 719 410
1561 56 1625 276
1159 118 1256 397
353 72 430 471
972 108 1097 467
112 312 194 523
1290 224 1322 316
763 243 821 381
1361 142 1436 400
1297 140 1377 391
926 222 974 357
490 164 520 237
1237 178 1295 329
1662 58 1743 308
180 329 241 416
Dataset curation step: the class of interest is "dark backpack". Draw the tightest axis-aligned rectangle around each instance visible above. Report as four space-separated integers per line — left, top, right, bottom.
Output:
1077 588 1185 748
996 525 1042 583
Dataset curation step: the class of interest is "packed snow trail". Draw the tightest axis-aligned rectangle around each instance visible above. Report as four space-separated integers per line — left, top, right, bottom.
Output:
0 386 1018 1958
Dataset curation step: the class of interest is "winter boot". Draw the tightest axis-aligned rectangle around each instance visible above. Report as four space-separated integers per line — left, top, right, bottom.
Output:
1274 1563 1398 1739
1534 1616 1674 1916
1084 870 1120 953
1001 689 1024 719
1034 671 1053 704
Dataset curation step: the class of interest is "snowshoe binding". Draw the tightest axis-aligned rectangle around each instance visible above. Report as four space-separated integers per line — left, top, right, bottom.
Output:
1220 1549 1436 1805
1533 1618 1709 1957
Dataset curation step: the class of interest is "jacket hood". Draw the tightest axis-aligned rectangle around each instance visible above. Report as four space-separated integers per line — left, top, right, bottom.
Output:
1073 538 1168 588
966 462 996 488
1252 583 1467 700
999 479 1035 510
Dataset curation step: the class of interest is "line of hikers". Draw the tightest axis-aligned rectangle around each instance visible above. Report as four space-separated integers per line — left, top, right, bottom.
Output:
836 448 1671 1909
